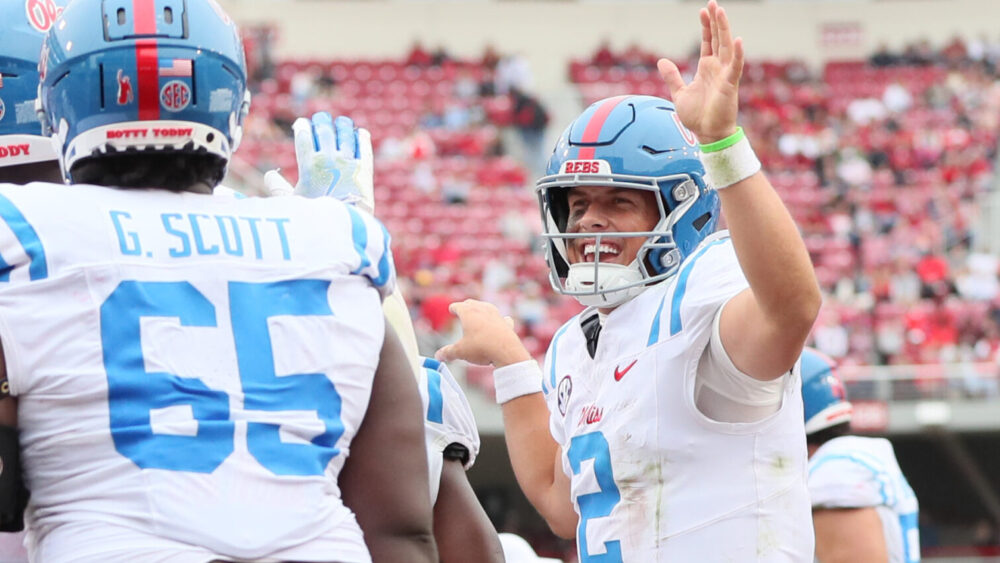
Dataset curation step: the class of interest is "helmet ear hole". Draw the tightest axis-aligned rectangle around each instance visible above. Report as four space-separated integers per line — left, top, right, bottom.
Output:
692 212 712 232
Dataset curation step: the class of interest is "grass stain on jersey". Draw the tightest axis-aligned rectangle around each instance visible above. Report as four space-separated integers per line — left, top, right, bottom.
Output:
649 460 665 552
770 454 792 478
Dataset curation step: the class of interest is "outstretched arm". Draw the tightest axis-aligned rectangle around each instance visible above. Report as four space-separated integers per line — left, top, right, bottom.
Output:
658 0 821 381
437 300 577 538
340 324 437 563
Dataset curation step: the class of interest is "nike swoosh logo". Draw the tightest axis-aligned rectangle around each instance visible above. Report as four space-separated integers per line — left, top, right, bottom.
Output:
614 360 638 382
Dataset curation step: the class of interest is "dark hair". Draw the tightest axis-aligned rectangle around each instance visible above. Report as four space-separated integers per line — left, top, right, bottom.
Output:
0 160 63 185
807 421 851 447
70 148 227 191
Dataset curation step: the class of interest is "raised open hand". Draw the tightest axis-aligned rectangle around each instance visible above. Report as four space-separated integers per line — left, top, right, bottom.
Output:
263 113 375 214
656 0 744 144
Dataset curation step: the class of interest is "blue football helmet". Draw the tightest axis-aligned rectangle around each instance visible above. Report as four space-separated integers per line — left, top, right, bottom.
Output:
801 347 853 435
38 0 250 181
537 95 720 308
0 0 65 167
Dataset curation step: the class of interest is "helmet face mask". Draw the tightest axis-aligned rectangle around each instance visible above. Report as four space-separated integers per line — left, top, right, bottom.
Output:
536 96 720 308
37 0 249 184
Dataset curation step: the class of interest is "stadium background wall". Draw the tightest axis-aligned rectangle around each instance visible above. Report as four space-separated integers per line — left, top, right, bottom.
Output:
220 0 999 95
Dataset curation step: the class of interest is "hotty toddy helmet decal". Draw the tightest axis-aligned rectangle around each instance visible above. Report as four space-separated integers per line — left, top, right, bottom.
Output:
38 0 250 177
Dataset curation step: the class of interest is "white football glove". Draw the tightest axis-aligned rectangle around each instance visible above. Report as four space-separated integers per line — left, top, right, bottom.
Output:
264 112 375 214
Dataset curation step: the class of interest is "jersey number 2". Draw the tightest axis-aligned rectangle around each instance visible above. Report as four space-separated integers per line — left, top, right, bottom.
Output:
101 280 343 476
568 431 623 563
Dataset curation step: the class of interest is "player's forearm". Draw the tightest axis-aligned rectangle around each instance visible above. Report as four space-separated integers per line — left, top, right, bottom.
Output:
813 507 888 563
718 172 821 334
365 532 438 563
501 394 576 537
342 326 438 561
434 460 504 563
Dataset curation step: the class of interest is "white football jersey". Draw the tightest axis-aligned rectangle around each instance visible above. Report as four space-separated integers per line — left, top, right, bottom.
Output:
0 182 396 562
417 358 481 503
809 436 920 563
542 233 814 562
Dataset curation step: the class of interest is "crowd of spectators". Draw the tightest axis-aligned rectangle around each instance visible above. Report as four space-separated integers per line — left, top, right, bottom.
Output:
232 33 1000 406
571 37 1000 376
231 43 565 367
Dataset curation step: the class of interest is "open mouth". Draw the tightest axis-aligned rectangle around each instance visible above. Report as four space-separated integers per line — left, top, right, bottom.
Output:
580 242 622 263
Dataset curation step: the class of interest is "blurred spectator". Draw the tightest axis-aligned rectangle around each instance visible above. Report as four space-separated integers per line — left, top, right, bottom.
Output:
882 82 913 114
481 44 501 71
509 87 550 177
495 53 533 95
406 40 433 67
814 312 850 360
431 45 452 67
846 97 888 125
591 39 616 68
243 24 276 85
290 67 319 111
621 43 656 70
454 69 479 101
869 42 899 67
902 38 937 66
916 253 952 298
956 252 1000 301
835 147 874 187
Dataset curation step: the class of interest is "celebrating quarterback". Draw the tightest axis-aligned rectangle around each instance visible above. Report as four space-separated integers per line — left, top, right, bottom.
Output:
439 1 822 561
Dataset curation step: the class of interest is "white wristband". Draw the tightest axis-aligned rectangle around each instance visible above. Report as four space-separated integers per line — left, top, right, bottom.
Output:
700 133 762 190
493 359 543 404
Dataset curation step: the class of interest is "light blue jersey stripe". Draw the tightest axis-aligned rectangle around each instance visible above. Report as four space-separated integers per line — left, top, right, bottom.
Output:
372 221 393 289
345 206 371 275
646 239 726 344
810 453 890 505
424 367 444 424
545 322 573 394
647 294 668 346
0 193 47 281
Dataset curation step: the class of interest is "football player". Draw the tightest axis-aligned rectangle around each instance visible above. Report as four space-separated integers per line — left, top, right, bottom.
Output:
0 0 64 185
0 1 436 561
437 1 822 561
265 112 504 563
802 348 921 563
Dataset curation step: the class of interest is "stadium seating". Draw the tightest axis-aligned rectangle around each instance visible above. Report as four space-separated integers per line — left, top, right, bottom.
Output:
568 45 1000 369
235 39 1000 390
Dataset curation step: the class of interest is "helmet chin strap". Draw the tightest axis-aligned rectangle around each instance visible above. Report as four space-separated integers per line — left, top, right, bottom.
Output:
565 260 650 308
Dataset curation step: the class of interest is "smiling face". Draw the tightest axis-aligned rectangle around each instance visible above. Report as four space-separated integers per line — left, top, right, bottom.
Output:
564 185 662 266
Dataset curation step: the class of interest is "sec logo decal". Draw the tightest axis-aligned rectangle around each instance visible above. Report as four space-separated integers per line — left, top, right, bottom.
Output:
557 376 573 417
160 81 191 112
